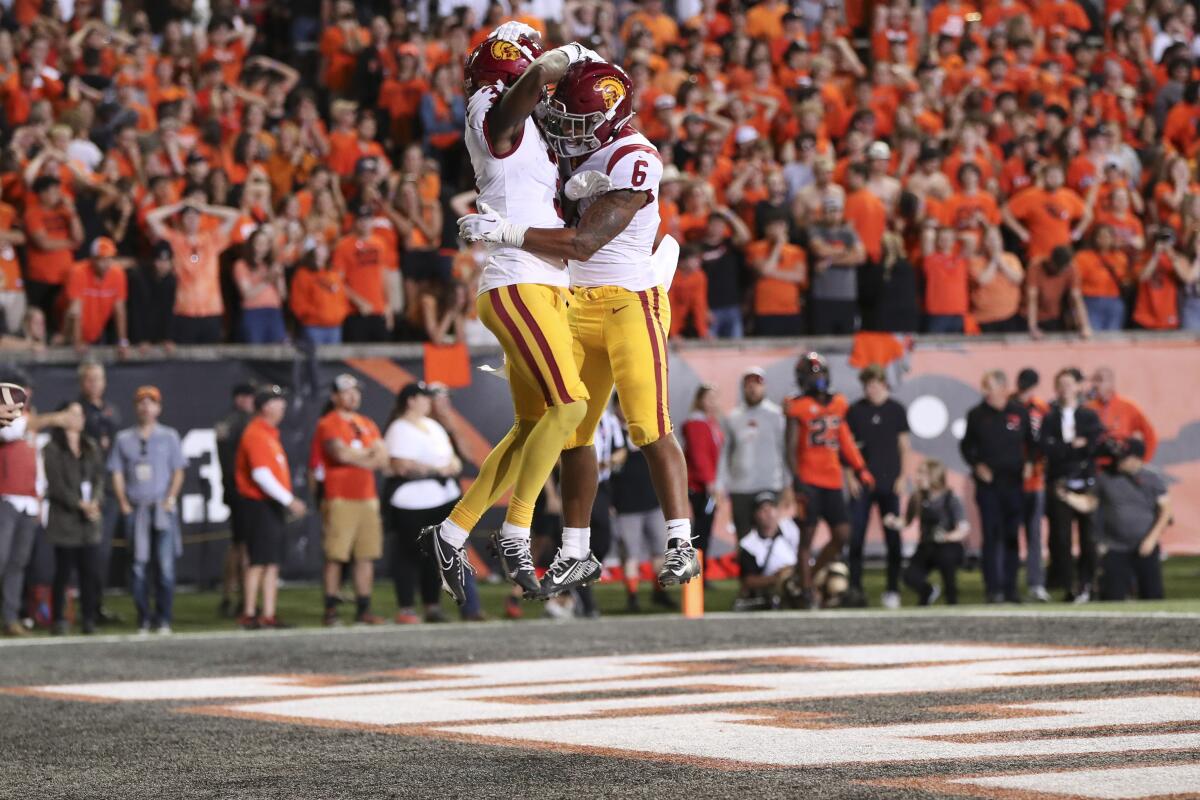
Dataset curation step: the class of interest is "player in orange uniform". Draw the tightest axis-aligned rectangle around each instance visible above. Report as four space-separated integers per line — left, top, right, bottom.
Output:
785 352 874 608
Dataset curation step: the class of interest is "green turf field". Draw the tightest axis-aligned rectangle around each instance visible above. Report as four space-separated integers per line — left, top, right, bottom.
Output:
38 555 1199 635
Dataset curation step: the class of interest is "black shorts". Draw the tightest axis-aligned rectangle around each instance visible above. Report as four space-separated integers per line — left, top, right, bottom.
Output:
227 492 247 544
797 482 849 527
243 499 287 566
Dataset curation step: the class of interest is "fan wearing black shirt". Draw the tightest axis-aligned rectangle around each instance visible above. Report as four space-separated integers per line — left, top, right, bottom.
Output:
697 210 751 338
845 365 910 608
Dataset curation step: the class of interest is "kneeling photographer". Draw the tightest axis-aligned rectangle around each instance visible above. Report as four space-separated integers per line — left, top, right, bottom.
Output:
1056 440 1170 602
735 492 799 610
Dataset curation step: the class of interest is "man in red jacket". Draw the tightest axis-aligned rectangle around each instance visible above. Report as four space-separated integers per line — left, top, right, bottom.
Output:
681 383 723 579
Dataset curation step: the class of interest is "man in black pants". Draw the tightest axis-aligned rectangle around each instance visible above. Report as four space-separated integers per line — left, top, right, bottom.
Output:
960 369 1034 603
845 365 909 608
1040 367 1105 603
1058 440 1169 601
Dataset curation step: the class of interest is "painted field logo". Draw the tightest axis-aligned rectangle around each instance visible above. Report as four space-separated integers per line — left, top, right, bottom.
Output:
16 643 1200 798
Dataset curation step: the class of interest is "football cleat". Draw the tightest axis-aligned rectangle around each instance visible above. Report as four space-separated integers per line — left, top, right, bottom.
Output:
539 551 601 598
657 538 701 586
490 531 541 597
420 525 474 606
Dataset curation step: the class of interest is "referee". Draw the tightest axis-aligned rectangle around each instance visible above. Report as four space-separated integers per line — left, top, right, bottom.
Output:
235 385 306 629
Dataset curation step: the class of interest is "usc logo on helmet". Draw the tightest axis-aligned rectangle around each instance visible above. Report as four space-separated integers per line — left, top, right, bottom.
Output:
489 40 521 60
594 76 625 110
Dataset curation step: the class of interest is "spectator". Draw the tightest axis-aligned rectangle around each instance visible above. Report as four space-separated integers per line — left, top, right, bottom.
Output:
1026 245 1092 339
146 201 241 345
333 207 391 343
921 225 970 333
1075 225 1132 332
0 189 26 335
290 244 350 346
735 491 799 610
895 458 969 606
384 382 463 624
127 242 177 348
681 384 723 580
748 210 807 336
44 402 105 635
235 385 307 629
843 162 886 268
1013 368 1052 603
1088 367 1158 461
232 229 289 344
23 175 83 324
1041 368 1105 603
314 374 388 626
717 367 787 539
846 365 909 609
109 386 186 634
960 369 1033 604
611 410 674 613
1003 162 1091 266
668 245 710 339
807 195 865 335
697 209 751 338
76 360 120 625
1131 228 1184 331
575 404 626 619
63 238 128 352
970 226 1025 333
870 231 919 332
215 384 256 619
1059 440 1170 602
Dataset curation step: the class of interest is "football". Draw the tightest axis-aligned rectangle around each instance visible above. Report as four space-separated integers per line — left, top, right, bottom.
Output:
0 382 27 408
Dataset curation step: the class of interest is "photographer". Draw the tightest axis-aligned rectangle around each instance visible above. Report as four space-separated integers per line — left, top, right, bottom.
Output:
1056 440 1168 602
1041 368 1105 603
735 492 799 611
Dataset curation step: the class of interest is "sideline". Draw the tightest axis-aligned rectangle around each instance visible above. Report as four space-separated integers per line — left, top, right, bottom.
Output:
1 606 1197 649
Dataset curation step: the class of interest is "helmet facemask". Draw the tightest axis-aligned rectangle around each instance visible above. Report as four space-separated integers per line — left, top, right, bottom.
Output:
538 97 614 157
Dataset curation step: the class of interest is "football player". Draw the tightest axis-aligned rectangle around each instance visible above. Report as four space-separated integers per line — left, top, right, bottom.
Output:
459 58 700 595
421 25 607 606
785 352 875 608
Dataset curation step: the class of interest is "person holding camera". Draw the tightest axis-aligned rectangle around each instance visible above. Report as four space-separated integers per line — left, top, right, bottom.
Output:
1041 368 1105 603
736 491 799 611
1055 440 1169 602
1132 226 1184 331
895 458 969 606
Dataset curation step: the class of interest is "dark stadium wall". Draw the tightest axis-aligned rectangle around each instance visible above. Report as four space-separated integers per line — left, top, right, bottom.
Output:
17 338 1200 586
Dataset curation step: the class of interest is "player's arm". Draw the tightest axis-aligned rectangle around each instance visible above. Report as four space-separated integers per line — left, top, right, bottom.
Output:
521 189 647 262
487 41 599 153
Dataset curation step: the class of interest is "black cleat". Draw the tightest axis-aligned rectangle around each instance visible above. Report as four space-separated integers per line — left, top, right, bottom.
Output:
539 551 601 598
490 531 541 597
657 537 701 586
420 525 474 606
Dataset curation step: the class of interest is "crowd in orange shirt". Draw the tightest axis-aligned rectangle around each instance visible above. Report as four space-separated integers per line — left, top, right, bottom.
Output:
0 0 1198 351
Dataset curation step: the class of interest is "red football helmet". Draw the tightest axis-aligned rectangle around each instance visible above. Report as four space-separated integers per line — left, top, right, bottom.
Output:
539 60 635 157
464 35 545 95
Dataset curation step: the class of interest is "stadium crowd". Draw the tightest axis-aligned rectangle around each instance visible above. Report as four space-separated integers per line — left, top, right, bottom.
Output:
0 0 1197 350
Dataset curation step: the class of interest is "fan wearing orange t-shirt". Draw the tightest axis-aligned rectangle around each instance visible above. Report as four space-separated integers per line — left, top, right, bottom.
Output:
1075 225 1131 332
922 226 971 333
747 213 807 336
943 163 1000 240
24 175 83 325
146 200 241 345
1002 163 1091 264
290 247 351 345
315 374 389 626
1132 233 1184 330
668 245 710 339
333 207 392 342
64 238 128 351
785 352 873 609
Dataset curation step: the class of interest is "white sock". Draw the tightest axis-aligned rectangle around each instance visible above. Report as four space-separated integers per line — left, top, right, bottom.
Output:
665 518 692 547
438 520 470 549
562 527 590 559
500 521 531 541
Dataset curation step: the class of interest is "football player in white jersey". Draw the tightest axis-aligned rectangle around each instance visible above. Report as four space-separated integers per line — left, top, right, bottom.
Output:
421 25 608 606
459 59 701 596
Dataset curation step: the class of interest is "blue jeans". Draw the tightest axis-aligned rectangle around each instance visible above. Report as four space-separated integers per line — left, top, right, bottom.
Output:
709 305 743 338
130 526 176 627
1181 295 1200 331
241 307 288 344
925 314 965 334
1084 296 1126 331
303 325 343 346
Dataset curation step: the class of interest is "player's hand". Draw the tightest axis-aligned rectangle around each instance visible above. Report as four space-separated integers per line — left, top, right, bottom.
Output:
490 21 539 49
555 42 602 65
564 170 613 201
458 202 527 247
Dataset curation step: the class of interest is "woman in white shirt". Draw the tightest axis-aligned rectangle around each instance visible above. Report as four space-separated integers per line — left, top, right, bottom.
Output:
384 382 464 624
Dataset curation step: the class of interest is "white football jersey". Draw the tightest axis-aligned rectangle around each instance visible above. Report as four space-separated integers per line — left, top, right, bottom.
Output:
569 128 663 292
465 86 568 294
